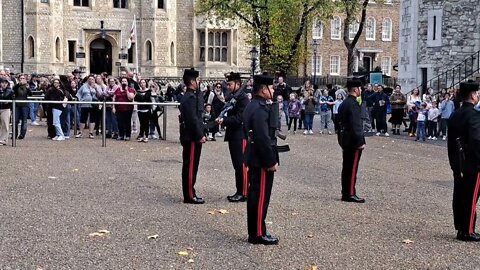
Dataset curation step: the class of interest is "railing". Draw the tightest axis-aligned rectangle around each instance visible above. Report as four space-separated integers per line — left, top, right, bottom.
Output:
285 76 398 88
4 99 180 148
406 50 480 97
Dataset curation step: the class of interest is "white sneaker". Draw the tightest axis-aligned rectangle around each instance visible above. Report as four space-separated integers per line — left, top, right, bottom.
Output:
303 130 308 135
319 130 323 134
207 135 214 140
152 134 159 140
308 130 314 135
442 136 446 141
427 136 432 140
384 132 390 137
31 121 39 126
52 136 58 141
376 132 381 136
75 133 83 138
328 131 332 135
432 137 437 140
216 132 223 137
64 136 70 140
56 136 65 141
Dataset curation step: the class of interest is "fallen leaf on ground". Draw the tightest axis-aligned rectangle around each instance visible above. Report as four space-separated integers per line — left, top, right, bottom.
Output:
73 168 79 172
307 234 314 238
305 264 318 270
89 229 110 237
402 239 414 244
186 247 194 251
148 234 159 239
214 169 219 171
266 221 273 225
217 209 229 214
178 251 189 256
165 147 170 150
187 259 194 263
48 176 57 179
36 267 44 270
143 150 147 152
97 229 110 234
207 211 215 215
291 212 298 216
130 147 134 150
136 159 141 162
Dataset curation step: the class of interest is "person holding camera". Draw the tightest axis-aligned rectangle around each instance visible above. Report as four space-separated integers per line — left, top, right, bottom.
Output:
216 72 250 203
113 77 136 141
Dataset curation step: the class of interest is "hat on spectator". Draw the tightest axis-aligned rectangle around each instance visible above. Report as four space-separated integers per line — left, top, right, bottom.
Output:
226 72 241 82
72 69 80 75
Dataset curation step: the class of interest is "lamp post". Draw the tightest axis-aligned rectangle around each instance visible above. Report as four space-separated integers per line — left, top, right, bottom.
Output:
100 20 106 39
250 47 259 78
313 39 319 86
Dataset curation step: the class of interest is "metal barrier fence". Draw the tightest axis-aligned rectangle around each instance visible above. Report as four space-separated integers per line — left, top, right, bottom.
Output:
4 99 180 147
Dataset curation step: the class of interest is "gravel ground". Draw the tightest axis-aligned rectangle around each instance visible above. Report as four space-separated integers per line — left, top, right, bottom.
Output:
0 108 475 270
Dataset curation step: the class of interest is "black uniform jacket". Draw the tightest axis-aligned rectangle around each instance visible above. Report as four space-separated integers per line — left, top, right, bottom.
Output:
243 96 278 169
224 89 249 141
448 102 480 172
337 95 366 149
179 89 204 143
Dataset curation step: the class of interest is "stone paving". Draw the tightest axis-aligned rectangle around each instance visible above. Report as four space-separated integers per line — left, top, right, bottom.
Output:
0 108 476 269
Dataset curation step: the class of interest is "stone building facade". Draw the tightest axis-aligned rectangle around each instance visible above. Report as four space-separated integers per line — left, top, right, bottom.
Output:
304 1 400 80
398 0 480 92
0 0 253 78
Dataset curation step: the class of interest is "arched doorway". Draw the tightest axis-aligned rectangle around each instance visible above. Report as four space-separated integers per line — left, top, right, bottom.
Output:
89 38 112 75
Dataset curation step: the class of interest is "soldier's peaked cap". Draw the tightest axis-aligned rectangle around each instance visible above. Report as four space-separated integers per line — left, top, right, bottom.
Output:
253 75 274 86
183 68 199 78
226 72 241 81
346 79 362 89
459 81 479 94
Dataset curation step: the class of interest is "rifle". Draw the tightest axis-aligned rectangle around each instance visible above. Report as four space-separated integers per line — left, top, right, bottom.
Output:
218 90 243 119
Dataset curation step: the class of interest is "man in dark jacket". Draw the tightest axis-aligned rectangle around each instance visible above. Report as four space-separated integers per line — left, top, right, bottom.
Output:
337 79 366 203
448 81 480 241
243 74 279 245
12 74 32 139
274 77 291 127
179 68 206 204
216 72 250 202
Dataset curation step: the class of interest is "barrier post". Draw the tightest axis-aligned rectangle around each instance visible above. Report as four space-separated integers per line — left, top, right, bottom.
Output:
102 101 106 147
162 106 167 141
11 100 16 147
74 103 78 136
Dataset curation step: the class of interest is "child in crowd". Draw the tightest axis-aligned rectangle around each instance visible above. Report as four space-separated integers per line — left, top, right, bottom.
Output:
427 101 440 140
415 103 428 141
408 102 419 137
287 93 301 134
277 95 284 130
333 94 344 133
203 104 216 141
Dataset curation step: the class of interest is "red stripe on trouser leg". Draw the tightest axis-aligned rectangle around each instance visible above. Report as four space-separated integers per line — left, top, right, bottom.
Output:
189 142 195 199
257 169 266 236
469 173 480 234
350 150 360 196
242 139 248 196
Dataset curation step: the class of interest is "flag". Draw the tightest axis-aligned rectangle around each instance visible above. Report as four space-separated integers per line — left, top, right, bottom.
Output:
127 15 136 49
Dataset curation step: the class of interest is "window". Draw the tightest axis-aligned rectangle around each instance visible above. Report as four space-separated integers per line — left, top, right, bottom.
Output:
331 16 341 40
73 0 89 7
170 42 175 65
27 36 35 58
40 0 49 3
158 0 164 9
330 55 340 75
354 56 359 72
348 20 359 40
113 0 128 8
55 37 61 61
381 57 391 76
312 18 323 40
128 43 135 64
145 40 153 61
199 31 228 62
365 17 376 40
68 40 76 62
311 55 322 75
427 10 442 47
382 18 392 41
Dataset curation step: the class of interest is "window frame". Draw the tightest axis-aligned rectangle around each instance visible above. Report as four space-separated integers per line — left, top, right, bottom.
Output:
73 0 89 7
382 18 392 41
311 55 322 76
312 18 323 40
68 40 76 63
348 20 359 40
330 55 340 75
381 56 392 76
145 40 153 62
331 16 341 40
365 17 376 41
199 30 229 63
113 0 128 9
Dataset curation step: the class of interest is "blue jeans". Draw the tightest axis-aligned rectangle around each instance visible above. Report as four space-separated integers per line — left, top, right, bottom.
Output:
304 114 314 130
416 121 426 140
106 107 118 135
15 106 29 137
53 108 64 137
29 102 39 122
282 100 289 126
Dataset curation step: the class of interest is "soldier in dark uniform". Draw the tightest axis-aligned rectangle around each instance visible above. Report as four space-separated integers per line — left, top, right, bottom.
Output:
216 72 250 202
178 68 206 204
337 79 366 203
243 75 279 245
448 81 480 241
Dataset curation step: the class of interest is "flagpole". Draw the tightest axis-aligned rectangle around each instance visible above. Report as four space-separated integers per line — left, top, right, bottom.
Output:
134 14 139 74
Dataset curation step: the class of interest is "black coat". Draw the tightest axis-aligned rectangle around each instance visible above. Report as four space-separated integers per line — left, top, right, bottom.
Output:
179 89 204 143
223 89 249 141
448 102 480 172
337 95 366 149
134 89 153 111
243 96 278 169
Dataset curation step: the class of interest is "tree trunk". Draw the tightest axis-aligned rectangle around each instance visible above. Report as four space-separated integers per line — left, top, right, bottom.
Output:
347 46 355 76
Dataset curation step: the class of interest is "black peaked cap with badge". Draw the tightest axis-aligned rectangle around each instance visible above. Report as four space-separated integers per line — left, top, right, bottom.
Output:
226 72 241 82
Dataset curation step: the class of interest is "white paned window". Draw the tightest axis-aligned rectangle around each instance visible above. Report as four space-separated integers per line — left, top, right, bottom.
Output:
366 17 376 40
331 16 341 40
349 21 359 40
382 18 392 41
330 55 340 75
312 18 323 40
311 55 322 75
381 57 391 76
